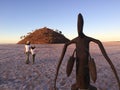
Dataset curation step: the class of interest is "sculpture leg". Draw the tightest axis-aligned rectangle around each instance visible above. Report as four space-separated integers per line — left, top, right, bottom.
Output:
71 83 78 90
89 85 97 90
76 65 90 89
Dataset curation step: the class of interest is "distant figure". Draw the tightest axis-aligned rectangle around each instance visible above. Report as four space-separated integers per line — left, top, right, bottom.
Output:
31 46 36 64
25 41 31 64
54 13 120 90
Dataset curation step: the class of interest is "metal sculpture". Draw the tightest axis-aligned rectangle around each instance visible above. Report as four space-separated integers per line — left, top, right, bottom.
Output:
54 13 120 90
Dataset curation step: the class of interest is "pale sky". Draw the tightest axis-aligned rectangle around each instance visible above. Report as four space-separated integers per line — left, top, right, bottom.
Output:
0 0 120 43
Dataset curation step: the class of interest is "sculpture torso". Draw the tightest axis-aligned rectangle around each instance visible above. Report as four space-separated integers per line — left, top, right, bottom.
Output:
74 36 90 68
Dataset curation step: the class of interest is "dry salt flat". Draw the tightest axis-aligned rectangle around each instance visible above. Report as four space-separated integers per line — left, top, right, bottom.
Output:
0 42 120 90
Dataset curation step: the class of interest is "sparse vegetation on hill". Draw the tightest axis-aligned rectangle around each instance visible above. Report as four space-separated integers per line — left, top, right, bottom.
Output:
17 27 70 44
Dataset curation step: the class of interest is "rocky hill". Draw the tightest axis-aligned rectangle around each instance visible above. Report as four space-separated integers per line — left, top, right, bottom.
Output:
17 27 70 44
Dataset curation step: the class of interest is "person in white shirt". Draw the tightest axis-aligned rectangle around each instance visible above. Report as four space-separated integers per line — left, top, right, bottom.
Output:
31 46 36 64
25 41 31 64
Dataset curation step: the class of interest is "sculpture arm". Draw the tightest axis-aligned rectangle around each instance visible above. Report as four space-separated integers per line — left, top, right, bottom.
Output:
54 40 75 89
54 43 67 81
91 38 120 89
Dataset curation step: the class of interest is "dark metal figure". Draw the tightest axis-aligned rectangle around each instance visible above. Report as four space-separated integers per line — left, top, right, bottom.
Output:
54 13 120 90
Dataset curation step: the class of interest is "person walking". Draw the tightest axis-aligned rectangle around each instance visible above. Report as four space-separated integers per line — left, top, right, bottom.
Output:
31 46 36 64
25 41 31 64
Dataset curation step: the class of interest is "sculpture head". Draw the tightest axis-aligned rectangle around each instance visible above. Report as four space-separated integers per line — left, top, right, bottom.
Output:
77 13 84 37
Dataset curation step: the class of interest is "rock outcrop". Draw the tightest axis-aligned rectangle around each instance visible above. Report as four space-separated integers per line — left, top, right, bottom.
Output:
17 27 70 44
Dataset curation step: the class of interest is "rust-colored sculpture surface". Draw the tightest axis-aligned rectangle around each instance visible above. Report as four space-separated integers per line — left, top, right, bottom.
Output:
54 13 120 90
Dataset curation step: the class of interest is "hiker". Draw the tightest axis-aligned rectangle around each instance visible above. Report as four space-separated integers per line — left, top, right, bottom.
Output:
54 13 120 90
25 41 31 64
31 46 36 64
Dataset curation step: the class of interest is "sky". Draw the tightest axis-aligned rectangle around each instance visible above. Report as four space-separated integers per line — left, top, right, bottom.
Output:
0 0 120 44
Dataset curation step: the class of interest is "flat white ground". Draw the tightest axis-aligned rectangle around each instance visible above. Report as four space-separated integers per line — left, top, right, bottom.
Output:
0 42 120 90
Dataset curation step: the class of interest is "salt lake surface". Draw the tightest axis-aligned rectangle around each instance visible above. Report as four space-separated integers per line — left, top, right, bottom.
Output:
0 42 120 90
